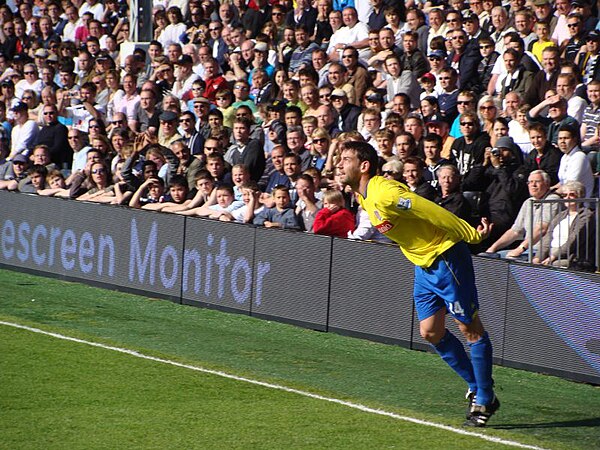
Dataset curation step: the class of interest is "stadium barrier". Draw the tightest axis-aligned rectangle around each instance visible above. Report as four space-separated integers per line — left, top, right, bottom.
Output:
1 190 599 385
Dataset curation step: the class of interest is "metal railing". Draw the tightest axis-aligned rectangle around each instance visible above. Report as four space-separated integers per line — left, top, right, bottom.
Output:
527 198 599 273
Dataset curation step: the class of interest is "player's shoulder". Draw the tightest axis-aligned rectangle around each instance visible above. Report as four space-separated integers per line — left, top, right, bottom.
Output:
365 176 415 210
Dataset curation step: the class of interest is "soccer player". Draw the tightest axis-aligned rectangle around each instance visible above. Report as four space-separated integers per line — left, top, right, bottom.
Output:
337 141 499 427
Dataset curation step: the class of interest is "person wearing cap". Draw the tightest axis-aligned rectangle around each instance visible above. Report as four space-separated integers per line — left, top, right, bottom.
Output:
572 0 598 33
8 101 39 160
172 55 199 100
330 88 360 132
532 0 557 36
0 153 29 190
463 135 528 243
248 41 275 84
157 110 183 147
576 31 600 84
527 93 579 145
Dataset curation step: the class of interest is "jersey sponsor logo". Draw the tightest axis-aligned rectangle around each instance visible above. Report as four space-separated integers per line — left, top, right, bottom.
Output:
375 220 394 233
396 197 412 210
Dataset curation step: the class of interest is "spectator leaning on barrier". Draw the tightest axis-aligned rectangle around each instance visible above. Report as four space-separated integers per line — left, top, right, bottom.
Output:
483 170 560 259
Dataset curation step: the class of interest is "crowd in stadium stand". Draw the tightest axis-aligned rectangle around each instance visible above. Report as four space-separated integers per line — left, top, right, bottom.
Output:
0 0 598 271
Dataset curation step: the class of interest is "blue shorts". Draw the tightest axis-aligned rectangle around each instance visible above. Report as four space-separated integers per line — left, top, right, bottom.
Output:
413 241 479 324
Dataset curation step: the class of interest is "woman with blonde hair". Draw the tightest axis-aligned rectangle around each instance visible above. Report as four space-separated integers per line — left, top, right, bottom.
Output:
309 127 331 171
477 95 499 136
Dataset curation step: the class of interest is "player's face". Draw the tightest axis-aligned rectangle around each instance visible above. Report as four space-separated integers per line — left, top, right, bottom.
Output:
337 149 362 187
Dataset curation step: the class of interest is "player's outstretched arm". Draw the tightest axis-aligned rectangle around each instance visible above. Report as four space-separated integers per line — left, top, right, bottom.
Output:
476 217 493 241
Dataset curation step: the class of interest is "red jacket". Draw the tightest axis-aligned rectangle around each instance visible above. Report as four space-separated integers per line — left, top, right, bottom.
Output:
313 208 355 238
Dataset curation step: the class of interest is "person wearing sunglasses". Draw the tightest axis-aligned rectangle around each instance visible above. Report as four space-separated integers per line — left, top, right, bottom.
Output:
35 104 70 169
450 111 490 176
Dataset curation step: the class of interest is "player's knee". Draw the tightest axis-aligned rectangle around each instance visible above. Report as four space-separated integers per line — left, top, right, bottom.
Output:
420 327 444 344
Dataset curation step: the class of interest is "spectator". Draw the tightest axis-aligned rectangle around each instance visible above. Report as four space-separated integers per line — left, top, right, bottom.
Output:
253 185 302 229
434 164 473 224
553 124 595 198
533 180 596 271
313 189 354 237
484 170 560 258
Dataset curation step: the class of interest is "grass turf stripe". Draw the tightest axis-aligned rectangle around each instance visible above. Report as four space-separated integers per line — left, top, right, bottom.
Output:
0 320 548 450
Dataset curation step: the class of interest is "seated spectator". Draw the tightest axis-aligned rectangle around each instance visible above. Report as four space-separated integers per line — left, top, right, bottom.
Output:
313 189 355 238
381 160 403 182
253 185 302 230
18 164 47 193
38 169 71 197
463 136 528 243
402 156 437 201
450 111 490 176
434 164 473 224
483 170 560 258
422 133 453 189
219 181 264 224
140 175 191 211
0 154 29 190
533 181 597 271
527 93 579 146
553 124 595 198
520 122 562 186
75 161 113 201
178 184 244 218
294 173 323 232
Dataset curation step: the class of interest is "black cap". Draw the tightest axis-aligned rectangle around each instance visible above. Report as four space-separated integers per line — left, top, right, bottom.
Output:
11 101 28 112
175 55 193 66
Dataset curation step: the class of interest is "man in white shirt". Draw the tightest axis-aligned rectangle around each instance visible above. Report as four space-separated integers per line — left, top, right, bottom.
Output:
327 7 369 62
8 102 39 159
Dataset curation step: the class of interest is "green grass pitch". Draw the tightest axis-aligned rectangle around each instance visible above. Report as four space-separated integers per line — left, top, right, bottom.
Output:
1 268 599 449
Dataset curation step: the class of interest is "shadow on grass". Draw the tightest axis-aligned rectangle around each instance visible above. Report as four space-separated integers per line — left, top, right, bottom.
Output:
491 417 600 429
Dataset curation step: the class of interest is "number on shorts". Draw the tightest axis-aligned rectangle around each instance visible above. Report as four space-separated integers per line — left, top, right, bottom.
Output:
448 301 465 316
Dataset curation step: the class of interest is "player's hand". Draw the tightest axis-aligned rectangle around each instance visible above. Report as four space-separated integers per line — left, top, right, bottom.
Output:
476 217 493 240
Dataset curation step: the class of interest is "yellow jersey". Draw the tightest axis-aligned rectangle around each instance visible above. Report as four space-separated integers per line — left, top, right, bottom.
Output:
356 176 482 268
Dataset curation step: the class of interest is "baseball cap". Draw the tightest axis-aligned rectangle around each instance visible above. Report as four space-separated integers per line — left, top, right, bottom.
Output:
428 49 446 59
366 93 384 102
34 48 49 58
587 31 600 41
175 55 193 66
159 110 178 122
1 79 14 88
11 101 28 112
254 42 268 52
495 136 514 149
193 96 210 105
330 88 347 98
421 72 436 82
12 154 29 164
532 0 550 6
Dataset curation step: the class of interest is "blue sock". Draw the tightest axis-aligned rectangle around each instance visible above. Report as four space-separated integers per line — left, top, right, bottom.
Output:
433 329 477 393
468 332 494 406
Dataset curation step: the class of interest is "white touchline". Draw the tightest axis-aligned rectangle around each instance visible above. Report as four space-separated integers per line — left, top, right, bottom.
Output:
1 320 547 450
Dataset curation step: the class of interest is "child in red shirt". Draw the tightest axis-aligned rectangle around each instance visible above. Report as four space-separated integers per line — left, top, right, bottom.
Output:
313 189 355 238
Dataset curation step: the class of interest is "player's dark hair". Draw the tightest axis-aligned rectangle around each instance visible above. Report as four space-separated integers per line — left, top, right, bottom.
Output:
342 141 379 177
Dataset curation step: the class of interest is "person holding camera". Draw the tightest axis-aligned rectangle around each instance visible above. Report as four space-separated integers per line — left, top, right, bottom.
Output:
462 135 529 244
